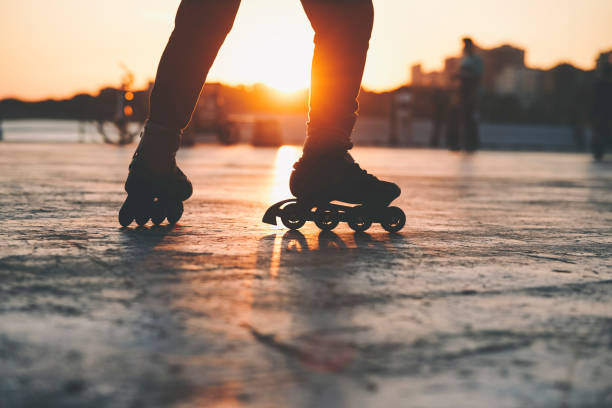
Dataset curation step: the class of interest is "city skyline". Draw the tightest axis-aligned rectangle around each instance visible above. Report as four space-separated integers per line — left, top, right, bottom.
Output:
1 0 611 99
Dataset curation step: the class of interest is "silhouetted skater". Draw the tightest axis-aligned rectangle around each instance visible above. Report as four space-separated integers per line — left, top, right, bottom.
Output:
119 0 402 228
591 53 612 161
445 92 461 151
451 37 483 152
430 88 449 147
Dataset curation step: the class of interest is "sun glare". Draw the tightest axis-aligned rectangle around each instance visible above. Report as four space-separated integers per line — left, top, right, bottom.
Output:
208 4 314 94
252 35 313 93
267 74 309 94
216 32 314 93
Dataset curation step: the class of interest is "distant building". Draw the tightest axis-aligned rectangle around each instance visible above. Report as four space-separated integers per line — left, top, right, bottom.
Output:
411 42 526 92
402 39 606 130
410 64 423 86
494 67 543 105
596 50 612 73
443 57 461 82
540 63 590 95
479 44 525 90
411 64 447 87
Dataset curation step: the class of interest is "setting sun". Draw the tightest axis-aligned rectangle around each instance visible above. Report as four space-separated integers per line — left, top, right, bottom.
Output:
216 24 314 93
206 0 314 93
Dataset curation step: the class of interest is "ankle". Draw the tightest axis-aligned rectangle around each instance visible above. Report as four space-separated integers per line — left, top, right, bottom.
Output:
302 135 353 159
140 121 182 154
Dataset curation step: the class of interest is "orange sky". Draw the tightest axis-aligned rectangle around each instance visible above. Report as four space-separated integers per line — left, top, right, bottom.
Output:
1 0 611 99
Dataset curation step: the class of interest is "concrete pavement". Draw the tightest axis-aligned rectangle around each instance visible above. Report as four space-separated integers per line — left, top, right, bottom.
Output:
0 143 611 407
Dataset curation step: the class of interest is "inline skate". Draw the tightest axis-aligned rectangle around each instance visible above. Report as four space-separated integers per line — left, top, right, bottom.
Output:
118 123 192 227
263 152 405 233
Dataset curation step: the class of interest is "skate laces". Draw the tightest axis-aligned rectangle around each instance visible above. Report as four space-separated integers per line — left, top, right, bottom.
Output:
347 156 379 182
293 152 379 182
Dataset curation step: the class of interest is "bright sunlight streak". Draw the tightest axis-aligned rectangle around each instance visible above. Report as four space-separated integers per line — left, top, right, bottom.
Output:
270 145 301 203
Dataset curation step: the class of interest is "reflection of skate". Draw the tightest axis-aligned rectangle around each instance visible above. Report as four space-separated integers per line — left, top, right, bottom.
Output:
262 198 405 233
317 231 347 250
283 230 310 254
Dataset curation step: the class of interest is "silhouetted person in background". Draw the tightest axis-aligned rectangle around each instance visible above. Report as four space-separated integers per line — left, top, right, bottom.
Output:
591 54 612 161
430 88 449 147
118 0 400 227
0 103 3 142
450 37 483 152
445 92 461 151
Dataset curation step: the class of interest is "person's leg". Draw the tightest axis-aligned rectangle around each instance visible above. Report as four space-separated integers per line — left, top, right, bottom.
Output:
591 118 607 161
119 0 241 227
300 0 374 154
445 93 460 151
464 102 479 151
605 119 612 157
150 0 242 132
446 106 460 151
430 114 441 147
290 0 399 207
461 90 479 152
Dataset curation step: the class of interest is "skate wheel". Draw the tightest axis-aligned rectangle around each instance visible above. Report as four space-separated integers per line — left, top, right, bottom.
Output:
135 214 150 227
314 206 339 231
172 173 193 201
118 197 135 227
151 198 166 225
280 203 306 230
348 207 372 232
132 195 152 226
167 200 184 224
381 206 405 233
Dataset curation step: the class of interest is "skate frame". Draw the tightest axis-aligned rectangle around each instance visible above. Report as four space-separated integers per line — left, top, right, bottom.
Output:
262 198 390 226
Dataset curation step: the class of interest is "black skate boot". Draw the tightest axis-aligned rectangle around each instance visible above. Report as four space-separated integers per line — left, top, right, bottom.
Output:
118 123 192 227
263 150 405 233
289 152 400 207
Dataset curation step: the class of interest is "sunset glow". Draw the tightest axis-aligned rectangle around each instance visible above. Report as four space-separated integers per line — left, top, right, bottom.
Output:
0 0 610 99
218 17 314 93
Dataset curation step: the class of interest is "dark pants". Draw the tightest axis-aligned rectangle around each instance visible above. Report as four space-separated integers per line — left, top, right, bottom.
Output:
445 103 460 151
149 0 374 151
592 118 611 159
460 85 479 151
